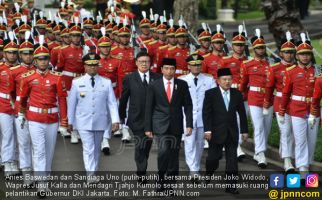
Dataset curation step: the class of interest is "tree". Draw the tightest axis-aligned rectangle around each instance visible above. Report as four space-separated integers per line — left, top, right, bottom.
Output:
262 0 304 47
173 0 199 33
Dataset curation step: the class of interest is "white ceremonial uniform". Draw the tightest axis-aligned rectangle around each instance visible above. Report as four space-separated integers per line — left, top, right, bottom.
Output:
179 73 216 174
68 74 120 175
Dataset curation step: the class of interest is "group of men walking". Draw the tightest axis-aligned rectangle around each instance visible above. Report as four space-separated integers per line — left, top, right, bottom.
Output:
0 0 321 198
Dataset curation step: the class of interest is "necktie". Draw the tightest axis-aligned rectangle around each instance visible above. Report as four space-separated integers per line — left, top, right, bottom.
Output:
223 91 229 110
194 77 198 86
143 73 148 87
166 80 171 102
91 77 95 88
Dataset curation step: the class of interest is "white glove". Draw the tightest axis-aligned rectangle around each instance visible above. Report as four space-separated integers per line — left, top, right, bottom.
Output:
17 113 26 128
59 126 68 136
278 114 285 124
263 108 269 115
308 114 316 129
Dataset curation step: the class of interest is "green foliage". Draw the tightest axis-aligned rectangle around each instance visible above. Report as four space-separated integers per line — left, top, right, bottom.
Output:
311 39 322 64
83 0 95 10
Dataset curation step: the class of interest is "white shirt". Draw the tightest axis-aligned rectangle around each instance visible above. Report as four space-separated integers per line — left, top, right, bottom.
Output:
163 76 174 96
138 70 150 84
219 86 230 102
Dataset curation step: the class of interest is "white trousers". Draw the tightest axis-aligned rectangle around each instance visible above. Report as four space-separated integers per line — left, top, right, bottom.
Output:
249 106 273 154
29 121 58 177
276 113 294 159
15 118 32 169
184 127 204 172
78 130 104 175
0 113 16 163
291 116 319 168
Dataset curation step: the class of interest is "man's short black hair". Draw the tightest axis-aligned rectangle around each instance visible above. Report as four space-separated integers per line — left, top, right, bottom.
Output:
135 51 150 60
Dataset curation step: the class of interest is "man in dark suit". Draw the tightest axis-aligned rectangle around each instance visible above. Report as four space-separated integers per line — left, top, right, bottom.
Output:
119 51 161 181
145 58 193 188
203 68 248 194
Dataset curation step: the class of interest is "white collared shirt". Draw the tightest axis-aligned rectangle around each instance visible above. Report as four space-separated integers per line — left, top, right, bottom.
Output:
219 86 230 102
163 76 174 95
138 70 150 83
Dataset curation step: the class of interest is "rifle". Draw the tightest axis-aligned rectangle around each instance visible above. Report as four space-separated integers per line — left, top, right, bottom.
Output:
131 19 145 55
242 21 251 58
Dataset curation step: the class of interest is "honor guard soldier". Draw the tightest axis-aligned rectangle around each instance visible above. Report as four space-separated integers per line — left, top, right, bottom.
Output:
165 19 190 77
137 11 152 49
239 29 273 168
153 19 177 73
16 36 68 197
18 15 32 42
263 31 296 172
97 27 121 154
201 25 226 79
68 53 119 183
50 24 70 68
148 16 167 72
219 26 249 160
83 17 98 53
0 32 20 177
194 23 211 56
179 54 216 177
279 33 318 180
10 31 35 186
110 18 136 142
33 12 48 43
57 19 84 143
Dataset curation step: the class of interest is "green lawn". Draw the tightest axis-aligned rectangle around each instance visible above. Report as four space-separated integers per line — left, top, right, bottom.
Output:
236 11 265 21
248 115 322 162
311 39 322 64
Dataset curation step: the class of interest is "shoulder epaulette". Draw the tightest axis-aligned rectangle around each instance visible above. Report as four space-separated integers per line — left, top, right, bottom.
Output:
148 40 157 45
270 62 280 67
111 46 118 51
286 65 296 71
159 45 168 50
168 46 176 51
53 45 61 50
50 71 62 76
203 53 211 58
0 62 4 65
21 70 35 78
243 58 253 64
60 45 68 50
223 55 232 59
10 65 21 70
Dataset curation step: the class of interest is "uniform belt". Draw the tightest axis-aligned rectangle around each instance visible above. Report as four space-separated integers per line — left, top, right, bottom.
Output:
112 82 117 87
231 83 239 88
29 106 58 114
291 95 312 103
62 71 81 77
275 92 282 97
249 86 265 93
0 92 10 100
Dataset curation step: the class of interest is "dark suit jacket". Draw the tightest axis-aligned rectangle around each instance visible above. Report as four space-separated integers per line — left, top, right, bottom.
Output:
202 87 248 145
119 70 161 132
144 78 193 135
